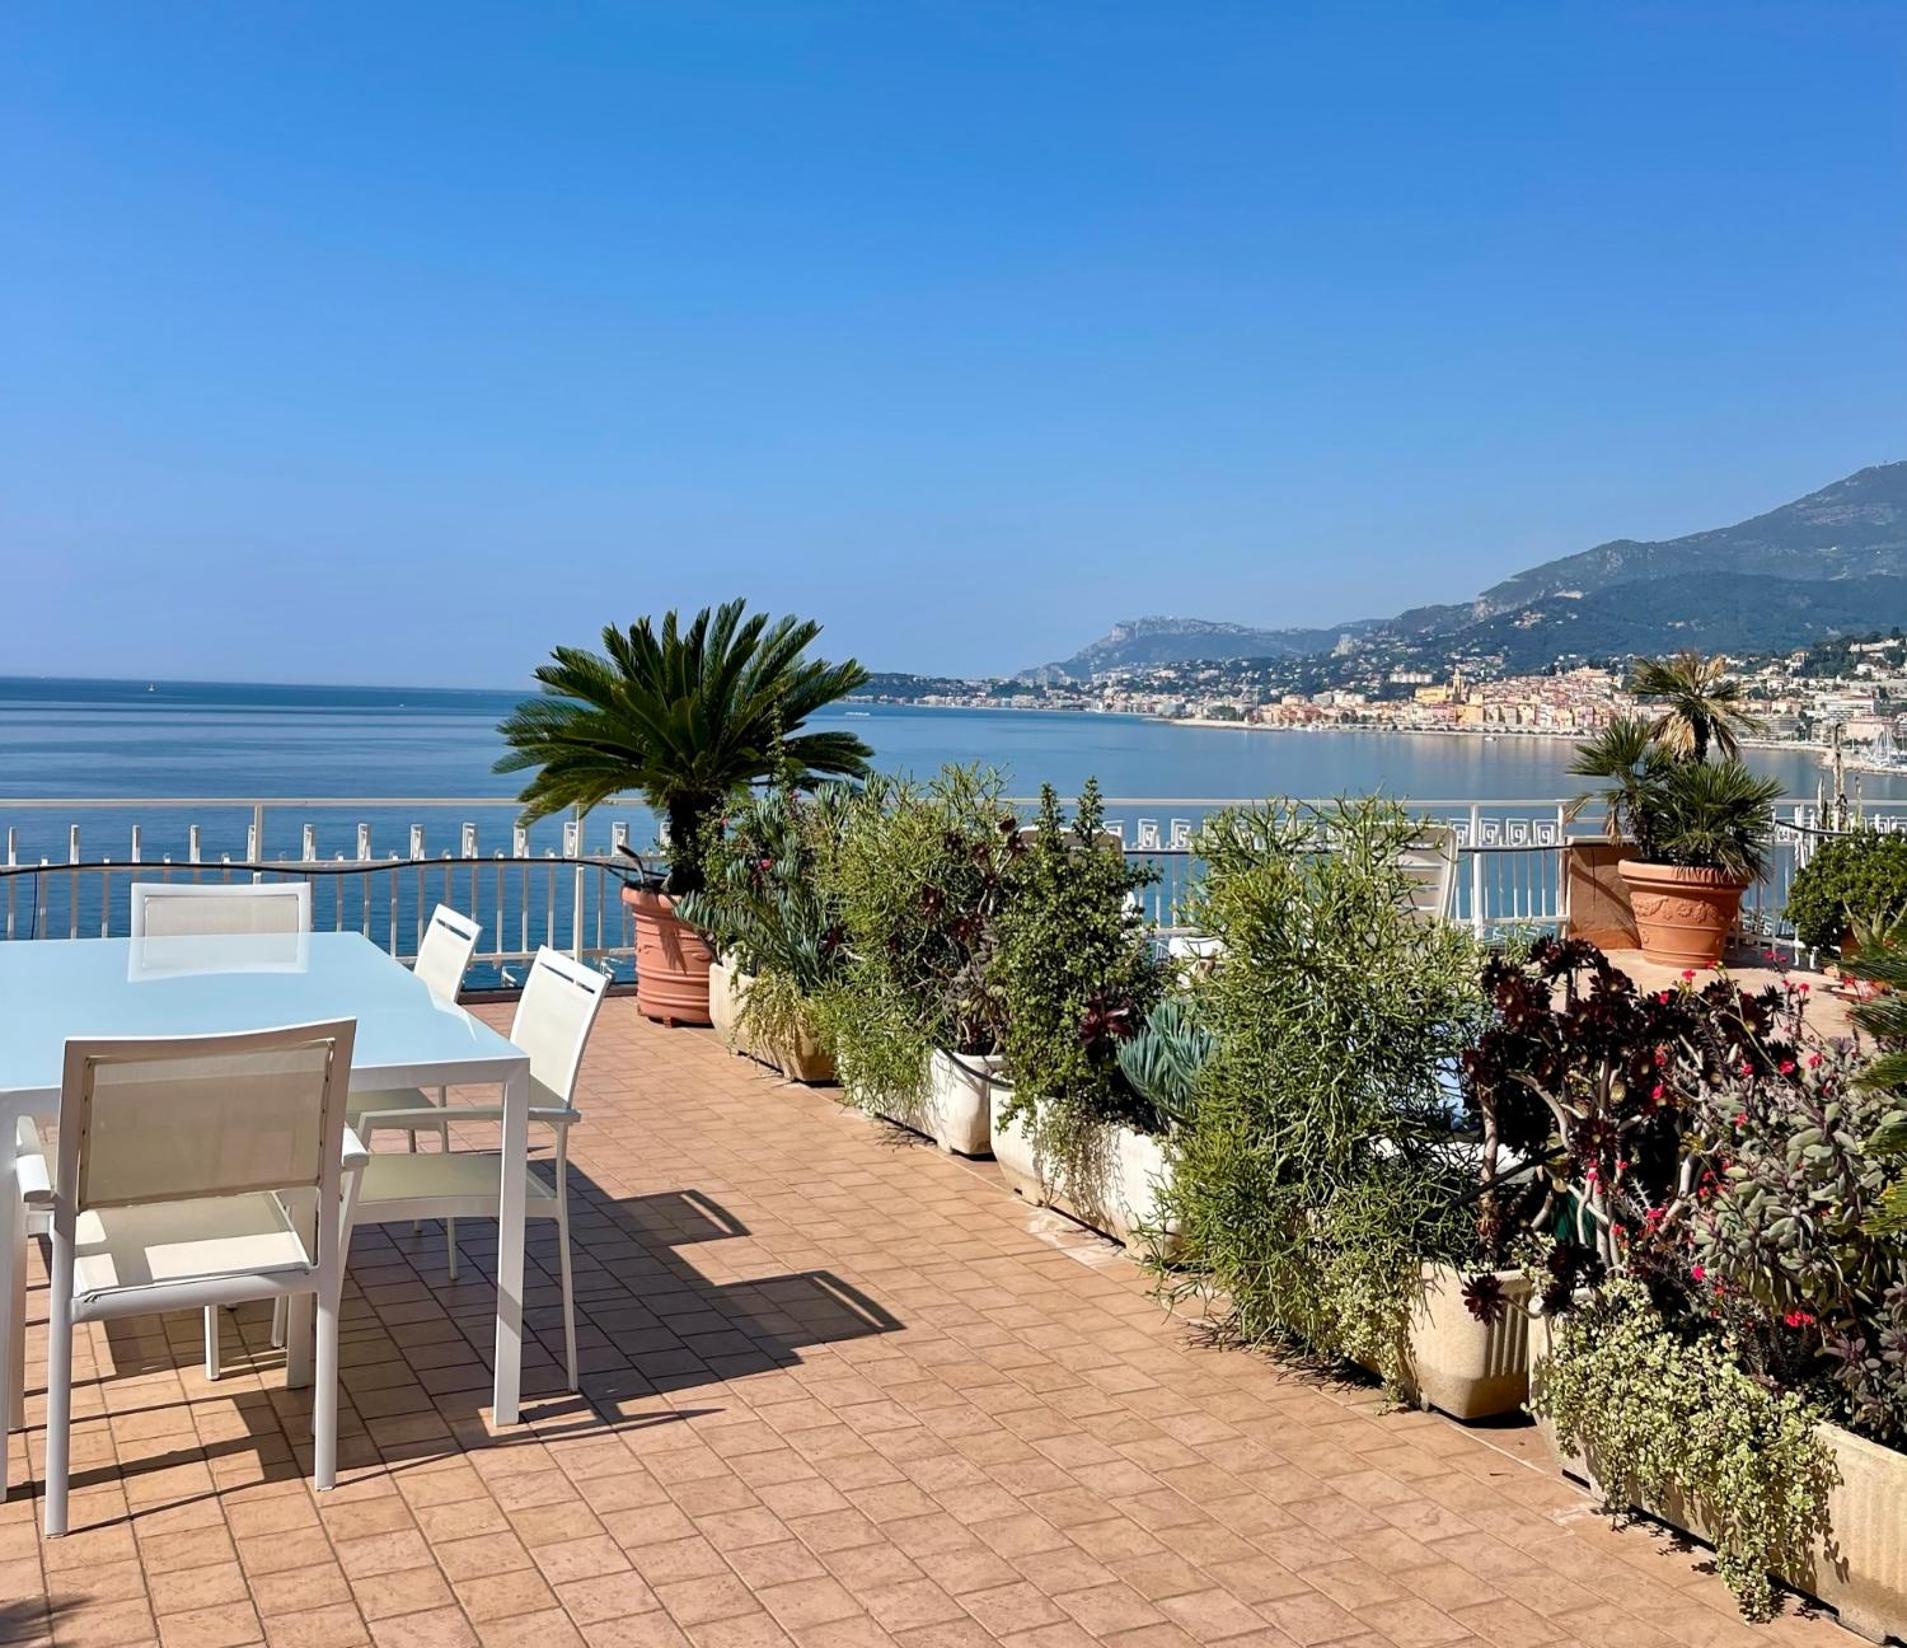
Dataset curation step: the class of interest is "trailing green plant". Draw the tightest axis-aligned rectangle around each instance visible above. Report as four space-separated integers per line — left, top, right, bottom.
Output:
1784 828 1907 954
815 765 1019 1112
991 781 1161 1156
1160 796 1486 1386
497 600 871 893
676 783 855 1067
1531 1277 1837 1622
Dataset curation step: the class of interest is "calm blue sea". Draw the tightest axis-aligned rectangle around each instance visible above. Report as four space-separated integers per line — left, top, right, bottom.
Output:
0 672 1874 864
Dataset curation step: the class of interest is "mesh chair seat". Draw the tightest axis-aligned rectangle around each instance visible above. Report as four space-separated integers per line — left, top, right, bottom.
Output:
359 1152 560 1209
69 1194 313 1306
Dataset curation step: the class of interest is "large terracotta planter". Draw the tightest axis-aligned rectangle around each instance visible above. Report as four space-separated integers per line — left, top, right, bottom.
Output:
1616 860 1748 968
1534 1317 1907 1641
989 1082 1178 1257
621 886 714 1027
1399 1265 1530 1421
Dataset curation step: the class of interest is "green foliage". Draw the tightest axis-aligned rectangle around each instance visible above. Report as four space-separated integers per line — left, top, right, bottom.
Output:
1570 712 1780 881
1160 796 1486 1386
991 781 1161 1145
675 784 854 1068
496 601 870 892
1532 1278 1838 1621
1686 1033 1907 1446
815 766 1019 1113
1784 830 1907 953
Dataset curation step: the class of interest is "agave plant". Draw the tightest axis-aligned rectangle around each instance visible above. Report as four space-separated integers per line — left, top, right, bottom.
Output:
1115 993 1212 1131
496 600 872 892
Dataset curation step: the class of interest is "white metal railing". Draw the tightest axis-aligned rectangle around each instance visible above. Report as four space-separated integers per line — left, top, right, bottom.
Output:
5 794 1902 979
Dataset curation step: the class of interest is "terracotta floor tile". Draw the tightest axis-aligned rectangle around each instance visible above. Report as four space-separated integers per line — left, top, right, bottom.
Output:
0 1001 1855 1648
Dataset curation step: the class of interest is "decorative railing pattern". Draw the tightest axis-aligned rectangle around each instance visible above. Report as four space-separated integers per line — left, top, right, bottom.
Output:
4 794 1900 984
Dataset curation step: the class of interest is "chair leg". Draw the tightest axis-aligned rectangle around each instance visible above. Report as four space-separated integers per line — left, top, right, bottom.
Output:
285 1295 314 1390
556 1160 577 1391
271 1295 288 1349
203 1306 221 1381
313 1286 338 1490
43 1255 72 1537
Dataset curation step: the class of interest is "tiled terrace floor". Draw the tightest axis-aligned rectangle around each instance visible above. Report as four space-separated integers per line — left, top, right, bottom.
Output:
0 998 1855 1648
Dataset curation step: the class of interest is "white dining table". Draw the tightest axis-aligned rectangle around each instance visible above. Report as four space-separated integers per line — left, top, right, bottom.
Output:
0 931 534 1499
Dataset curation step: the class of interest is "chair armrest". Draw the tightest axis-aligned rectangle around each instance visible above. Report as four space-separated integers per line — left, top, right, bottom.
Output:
14 1119 52 1206
363 1103 578 1129
340 1125 369 1173
354 1107 455 1132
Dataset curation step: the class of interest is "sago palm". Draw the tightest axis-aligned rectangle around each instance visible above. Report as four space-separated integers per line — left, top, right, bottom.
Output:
1629 651 1765 763
496 600 872 892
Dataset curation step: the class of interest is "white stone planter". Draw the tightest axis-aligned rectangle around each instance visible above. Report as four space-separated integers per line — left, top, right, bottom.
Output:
988 1081 1177 1256
876 1051 998 1155
708 958 754 1055
1534 1315 1907 1641
1398 1265 1530 1421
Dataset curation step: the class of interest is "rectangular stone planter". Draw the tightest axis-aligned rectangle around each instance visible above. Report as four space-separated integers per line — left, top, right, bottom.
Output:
1400 1265 1531 1421
1534 1315 1907 1641
875 1051 998 1155
708 959 834 1084
988 1081 1177 1257
1563 841 1640 949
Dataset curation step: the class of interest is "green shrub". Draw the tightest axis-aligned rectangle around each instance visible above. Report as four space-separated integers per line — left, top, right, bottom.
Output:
991 781 1161 1157
1533 1278 1838 1622
814 766 1018 1112
1161 796 1485 1386
1785 830 1907 953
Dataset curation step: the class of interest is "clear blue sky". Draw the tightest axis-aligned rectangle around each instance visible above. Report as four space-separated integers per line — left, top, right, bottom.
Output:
4 2 1903 686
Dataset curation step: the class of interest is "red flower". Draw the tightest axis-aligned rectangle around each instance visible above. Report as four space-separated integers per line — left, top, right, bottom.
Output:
1783 1309 1816 1329
1690 1264 1707 1282
1681 969 1696 982
1733 1111 1748 1127
1779 1060 1795 1076
1807 1052 1823 1069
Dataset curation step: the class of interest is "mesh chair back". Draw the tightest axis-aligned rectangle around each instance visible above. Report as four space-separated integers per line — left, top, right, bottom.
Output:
413 906 481 1005
60 1022 354 1213
131 881 312 938
1397 825 1459 924
508 948 609 1110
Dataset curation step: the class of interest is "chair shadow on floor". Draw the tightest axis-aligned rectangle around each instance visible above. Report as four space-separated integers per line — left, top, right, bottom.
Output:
16 1179 902 1524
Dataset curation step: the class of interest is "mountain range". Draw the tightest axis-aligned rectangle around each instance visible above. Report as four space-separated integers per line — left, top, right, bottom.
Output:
1033 460 1907 678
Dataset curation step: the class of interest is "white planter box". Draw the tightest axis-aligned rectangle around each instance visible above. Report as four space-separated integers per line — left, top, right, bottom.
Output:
874 1051 998 1155
1398 1265 1530 1421
988 1081 1177 1256
1535 1317 1907 1641
708 959 754 1055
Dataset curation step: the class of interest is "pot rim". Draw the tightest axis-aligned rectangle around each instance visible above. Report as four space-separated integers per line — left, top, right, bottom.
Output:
1615 858 1751 891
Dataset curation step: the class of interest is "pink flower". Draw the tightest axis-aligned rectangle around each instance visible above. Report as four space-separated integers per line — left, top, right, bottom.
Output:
1807 1052 1823 1069
1690 1264 1707 1282
1799 982 1811 993
1784 1309 1816 1329
1651 1083 1666 1101
1779 1060 1795 1076
1733 1111 1748 1127
1681 969 1696 982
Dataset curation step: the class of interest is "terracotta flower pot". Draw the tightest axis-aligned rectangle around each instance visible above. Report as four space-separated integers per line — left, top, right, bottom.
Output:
621 886 714 1027
1616 860 1748 968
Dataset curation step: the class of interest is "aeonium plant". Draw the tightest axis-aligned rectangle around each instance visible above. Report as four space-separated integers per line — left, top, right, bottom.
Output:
1460 937 1799 1311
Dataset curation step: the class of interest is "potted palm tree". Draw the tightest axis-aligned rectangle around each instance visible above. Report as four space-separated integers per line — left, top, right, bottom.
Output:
496 601 871 1025
1570 653 1781 967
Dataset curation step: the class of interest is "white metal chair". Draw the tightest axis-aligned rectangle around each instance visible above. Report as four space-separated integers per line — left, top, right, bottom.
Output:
1398 825 1460 925
129 880 312 938
353 947 608 1389
19 1021 367 1535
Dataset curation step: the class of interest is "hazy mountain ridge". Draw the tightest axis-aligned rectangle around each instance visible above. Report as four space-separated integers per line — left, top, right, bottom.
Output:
1038 460 1907 678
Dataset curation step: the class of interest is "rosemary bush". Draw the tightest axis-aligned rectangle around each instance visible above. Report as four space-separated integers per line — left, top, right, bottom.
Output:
1161 796 1485 1385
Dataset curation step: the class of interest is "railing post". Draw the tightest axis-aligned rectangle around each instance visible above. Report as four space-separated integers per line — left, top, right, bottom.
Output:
1555 801 1569 928
188 825 201 865
565 812 584 959
250 802 266 880
1469 804 1484 939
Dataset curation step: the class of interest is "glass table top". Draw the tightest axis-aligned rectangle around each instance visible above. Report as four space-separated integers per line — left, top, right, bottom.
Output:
0 933 524 1102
